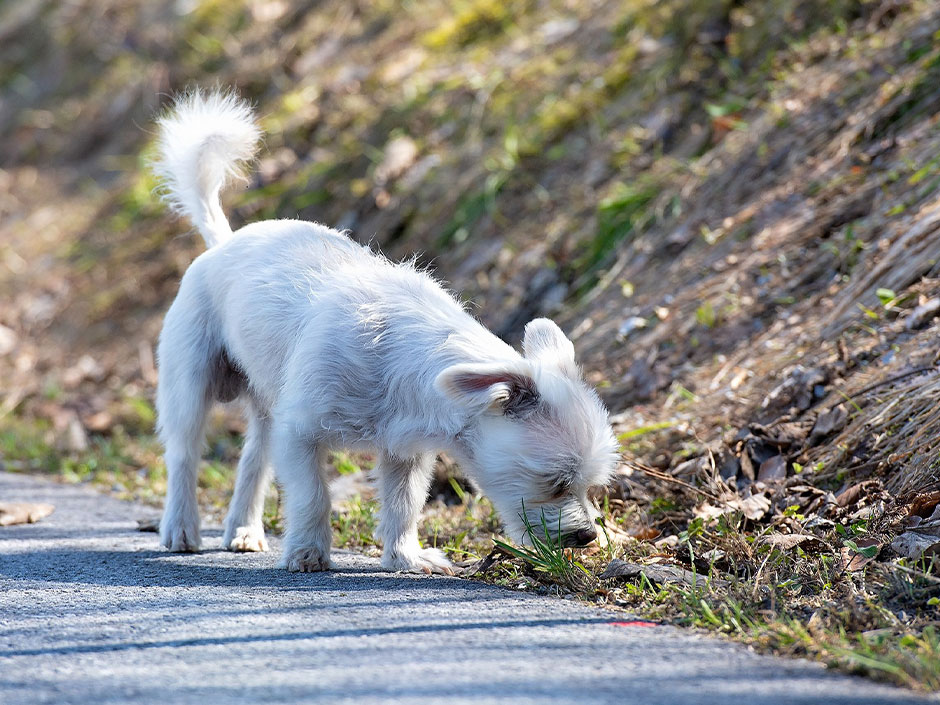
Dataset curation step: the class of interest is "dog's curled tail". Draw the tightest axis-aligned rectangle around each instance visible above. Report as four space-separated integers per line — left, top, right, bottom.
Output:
152 89 261 248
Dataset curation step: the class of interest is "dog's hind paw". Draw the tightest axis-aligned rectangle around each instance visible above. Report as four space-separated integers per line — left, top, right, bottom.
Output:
223 525 269 552
160 522 201 553
383 547 460 576
280 545 331 572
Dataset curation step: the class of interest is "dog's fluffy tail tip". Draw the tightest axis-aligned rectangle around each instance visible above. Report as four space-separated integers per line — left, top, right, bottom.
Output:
152 88 261 248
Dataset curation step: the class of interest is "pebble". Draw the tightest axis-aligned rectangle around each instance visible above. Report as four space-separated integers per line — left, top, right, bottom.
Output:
905 297 940 330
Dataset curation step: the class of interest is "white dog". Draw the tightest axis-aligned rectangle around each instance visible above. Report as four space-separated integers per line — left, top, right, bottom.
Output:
152 89 618 574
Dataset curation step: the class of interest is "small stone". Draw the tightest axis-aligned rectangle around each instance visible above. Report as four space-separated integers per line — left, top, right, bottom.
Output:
0 324 17 356
66 414 89 453
906 297 940 330
617 316 648 340
62 355 105 388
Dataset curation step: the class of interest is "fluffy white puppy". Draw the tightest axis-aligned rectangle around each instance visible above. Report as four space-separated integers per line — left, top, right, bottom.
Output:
152 89 618 574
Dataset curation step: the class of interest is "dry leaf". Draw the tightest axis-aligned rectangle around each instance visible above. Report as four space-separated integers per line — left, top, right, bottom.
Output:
0 502 55 526
582 522 635 554
757 455 787 483
808 405 848 446
840 537 880 571
834 480 882 508
907 491 940 519
891 532 940 559
695 492 770 521
82 410 113 432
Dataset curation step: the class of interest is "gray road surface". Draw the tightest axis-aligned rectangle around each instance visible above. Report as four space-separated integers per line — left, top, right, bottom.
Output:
0 471 934 705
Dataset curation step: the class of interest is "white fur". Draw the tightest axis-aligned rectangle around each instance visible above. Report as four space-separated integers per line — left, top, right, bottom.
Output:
151 89 261 247
153 89 619 573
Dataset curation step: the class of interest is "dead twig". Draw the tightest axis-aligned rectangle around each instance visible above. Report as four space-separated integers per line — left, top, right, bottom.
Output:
623 459 722 502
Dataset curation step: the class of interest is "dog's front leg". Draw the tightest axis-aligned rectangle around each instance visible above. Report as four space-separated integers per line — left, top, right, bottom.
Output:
377 451 456 575
274 424 333 572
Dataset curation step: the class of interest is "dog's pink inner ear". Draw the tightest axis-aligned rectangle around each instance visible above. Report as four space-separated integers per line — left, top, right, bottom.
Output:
435 363 538 413
450 372 517 392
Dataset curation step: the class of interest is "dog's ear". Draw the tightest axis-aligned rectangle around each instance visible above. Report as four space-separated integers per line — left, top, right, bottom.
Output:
523 318 576 375
435 361 540 417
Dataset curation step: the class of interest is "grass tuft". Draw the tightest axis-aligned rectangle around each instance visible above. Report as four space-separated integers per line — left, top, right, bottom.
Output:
492 505 593 591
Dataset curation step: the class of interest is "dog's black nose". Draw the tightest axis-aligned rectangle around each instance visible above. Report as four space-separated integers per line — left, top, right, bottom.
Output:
566 526 597 547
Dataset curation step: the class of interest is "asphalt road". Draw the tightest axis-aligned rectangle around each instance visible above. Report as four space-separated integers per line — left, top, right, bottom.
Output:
0 471 934 705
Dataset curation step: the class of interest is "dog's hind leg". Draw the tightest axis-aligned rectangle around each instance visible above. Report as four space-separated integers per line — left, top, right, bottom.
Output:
157 363 212 553
275 424 333 572
156 290 219 553
223 404 272 552
377 452 456 575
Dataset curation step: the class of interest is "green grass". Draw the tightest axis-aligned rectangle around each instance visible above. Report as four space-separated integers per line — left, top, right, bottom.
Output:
0 416 170 505
492 506 593 591
332 495 380 548
617 422 675 442
473 498 940 692
580 179 658 276
422 0 532 49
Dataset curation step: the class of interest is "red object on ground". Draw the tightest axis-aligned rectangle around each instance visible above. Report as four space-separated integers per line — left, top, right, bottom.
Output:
609 620 658 628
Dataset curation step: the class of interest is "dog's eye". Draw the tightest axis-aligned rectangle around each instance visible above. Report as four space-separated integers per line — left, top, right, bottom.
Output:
545 456 580 500
546 476 570 500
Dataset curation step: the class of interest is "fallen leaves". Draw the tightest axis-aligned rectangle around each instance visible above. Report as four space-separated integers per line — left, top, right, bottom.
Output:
808 404 848 446
694 492 771 521
840 537 881 572
760 365 828 415
890 532 940 560
890 495 940 559
0 502 54 526
757 455 787 483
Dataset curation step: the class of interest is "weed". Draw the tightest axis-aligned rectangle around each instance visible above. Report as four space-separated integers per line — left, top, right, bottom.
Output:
617 422 675 443
696 301 718 328
332 495 379 549
492 505 593 591
580 180 658 277
437 172 507 247
422 0 531 49
331 451 366 475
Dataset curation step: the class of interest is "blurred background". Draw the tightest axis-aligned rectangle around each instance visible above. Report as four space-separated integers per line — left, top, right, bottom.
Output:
2 0 940 548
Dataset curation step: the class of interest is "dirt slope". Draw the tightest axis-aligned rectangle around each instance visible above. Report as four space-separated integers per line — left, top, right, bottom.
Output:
3 0 939 492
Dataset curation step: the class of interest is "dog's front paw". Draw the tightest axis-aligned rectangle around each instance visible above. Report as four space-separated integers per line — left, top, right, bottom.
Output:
383 547 460 576
280 545 331 572
223 525 269 553
160 512 201 552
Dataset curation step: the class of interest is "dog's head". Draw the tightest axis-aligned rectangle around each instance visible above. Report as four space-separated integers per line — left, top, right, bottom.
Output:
436 318 619 547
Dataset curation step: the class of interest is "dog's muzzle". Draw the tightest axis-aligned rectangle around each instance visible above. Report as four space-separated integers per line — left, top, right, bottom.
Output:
562 526 598 547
